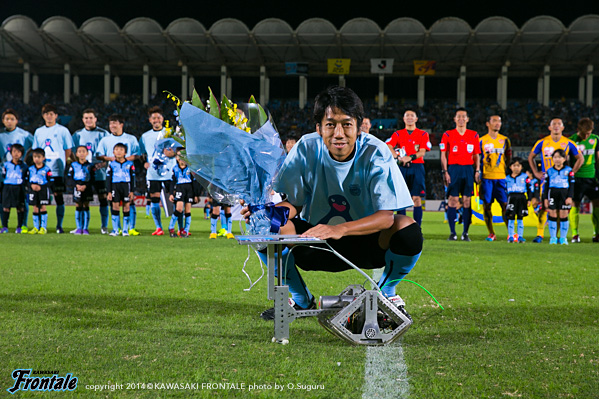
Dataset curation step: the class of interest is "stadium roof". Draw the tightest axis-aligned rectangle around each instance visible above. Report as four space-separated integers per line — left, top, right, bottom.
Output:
1 14 598 79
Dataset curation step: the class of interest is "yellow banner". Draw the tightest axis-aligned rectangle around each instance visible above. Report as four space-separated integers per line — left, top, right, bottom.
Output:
327 59 351 75
413 60 436 76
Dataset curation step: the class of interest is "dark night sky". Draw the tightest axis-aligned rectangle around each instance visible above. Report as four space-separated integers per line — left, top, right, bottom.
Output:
1 0 597 29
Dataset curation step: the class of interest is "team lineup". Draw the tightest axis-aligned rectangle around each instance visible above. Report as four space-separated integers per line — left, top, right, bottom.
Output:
1 99 598 245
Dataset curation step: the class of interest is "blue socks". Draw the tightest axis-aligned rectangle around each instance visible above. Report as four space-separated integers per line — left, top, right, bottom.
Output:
462 207 471 234
210 215 218 234
508 219 515 237
378 250 421 297
185 213 191 233
56 204 65 229
257 248 313 309
559 218 569 239
151 201 162 229
100 205 109 229
413 206 423 226
129 205 137 229
447 207 457 234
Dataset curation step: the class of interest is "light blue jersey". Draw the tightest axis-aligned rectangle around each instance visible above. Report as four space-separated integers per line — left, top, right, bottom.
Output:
140 128 175 181
96 133 140 159
72 126 109 181
506 172 529 194
0 127 34 162
274 132 412 225
32 124 73 177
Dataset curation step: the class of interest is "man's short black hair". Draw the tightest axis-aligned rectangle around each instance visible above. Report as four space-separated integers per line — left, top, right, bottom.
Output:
108 114 125 124
455 107 468 116
313 86 364 129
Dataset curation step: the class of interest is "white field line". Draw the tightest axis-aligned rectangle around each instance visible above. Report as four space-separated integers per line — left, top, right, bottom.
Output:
362 342 410 399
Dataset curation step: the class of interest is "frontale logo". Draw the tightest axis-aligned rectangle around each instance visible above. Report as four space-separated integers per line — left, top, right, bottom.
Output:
7 369 78 394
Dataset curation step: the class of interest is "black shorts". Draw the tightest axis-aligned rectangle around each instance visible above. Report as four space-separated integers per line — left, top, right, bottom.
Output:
399 163 426 197
173 183 195 204
506 193 529 219
212 201 231 209
147 180 166 195
52 176 66 195
547 188 572 211
110 182 132 203
74 182 94 203
2 184 25 208
93 179 108 196
573 178 599 202
28 185 51 206
289 218 387 272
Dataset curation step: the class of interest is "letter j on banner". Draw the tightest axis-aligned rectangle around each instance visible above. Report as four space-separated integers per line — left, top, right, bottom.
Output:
413 60 437 76
327 59 351 75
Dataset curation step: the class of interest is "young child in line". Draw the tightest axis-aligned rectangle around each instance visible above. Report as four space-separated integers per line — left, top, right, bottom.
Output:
106 143 135 236
543 149 575 245
67 145 95 235
1 144 27 233
168 148 200 238
505 158 532 243
27 148 53 234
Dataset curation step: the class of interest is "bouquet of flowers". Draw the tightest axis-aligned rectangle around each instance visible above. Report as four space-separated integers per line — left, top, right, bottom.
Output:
166 88 288 238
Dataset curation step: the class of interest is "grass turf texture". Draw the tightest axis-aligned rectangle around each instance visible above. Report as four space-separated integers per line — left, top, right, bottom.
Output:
1 206 598 398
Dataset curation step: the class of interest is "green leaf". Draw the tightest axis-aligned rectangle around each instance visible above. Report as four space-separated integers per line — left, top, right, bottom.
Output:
208 87 220 119
191 88 205 111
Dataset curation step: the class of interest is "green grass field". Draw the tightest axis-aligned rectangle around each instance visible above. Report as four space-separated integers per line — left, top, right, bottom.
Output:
1 207 598 398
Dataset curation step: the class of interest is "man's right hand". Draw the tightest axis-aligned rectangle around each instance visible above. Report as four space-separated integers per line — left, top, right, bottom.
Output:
239 199 251 223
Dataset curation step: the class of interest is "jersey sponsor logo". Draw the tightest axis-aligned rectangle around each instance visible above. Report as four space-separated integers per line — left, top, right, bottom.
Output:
589 138 596 145
452 145 458 152
466 144 474 153
543 147 555 157
349 184 361 196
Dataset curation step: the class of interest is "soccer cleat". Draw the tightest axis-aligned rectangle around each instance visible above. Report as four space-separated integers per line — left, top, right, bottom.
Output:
593 235 599 243
101 227 109 235
217 228 227 237
448 233 458 241
461 233 471 242
152 228 164 236
508 236 515 243
129 228 141 236
70 229 78 234
559 237 568 245
82 229 90 235
109 230 119 237
517 236 526 243
122 231 129 237
549 237 558 245
209 233 217 239
180 230 189 238
532 236 544 243
0 227 9 234
485 234 496 242
571 235 580 243
15 228 22 234
56 227 64 234
20 227 28 234
226 233 235 239
28 227 39 235
73 229 83 235
38 227 47 235
260 298 316 321
169 229 178 238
